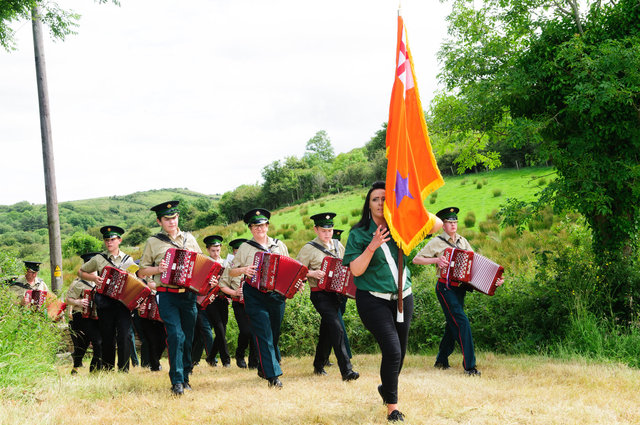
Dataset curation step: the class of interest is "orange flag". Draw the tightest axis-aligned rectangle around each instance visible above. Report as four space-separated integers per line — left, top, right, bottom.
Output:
384 14 444 256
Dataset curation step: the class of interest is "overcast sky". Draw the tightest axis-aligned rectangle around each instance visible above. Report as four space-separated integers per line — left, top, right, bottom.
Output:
0 0 451 205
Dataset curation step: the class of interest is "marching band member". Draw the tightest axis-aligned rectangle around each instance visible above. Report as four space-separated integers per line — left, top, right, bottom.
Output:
202 234 231 367
343 181 440 423
412 207 503 376
218 238 259 369
229 208 289 388
138 201 201 396
137 273 167 372
8 261 48 305
296 212 359 381
66 252 102 373
78 226 135 372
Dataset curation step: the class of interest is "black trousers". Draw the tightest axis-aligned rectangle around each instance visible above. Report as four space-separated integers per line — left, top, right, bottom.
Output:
232 300 258 367
70 312 102 371
139 317 166 371
205 296 230 365
97 298 132 372
355 289 413 405
311 291 353 376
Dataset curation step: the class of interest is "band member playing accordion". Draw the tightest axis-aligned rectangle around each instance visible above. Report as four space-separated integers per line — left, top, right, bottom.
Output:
78 226 136 372
413 207 504 376
138 201 202 396
296 212 359 381
8 261 48 305
218 238 259 369
66 252 103 374
229 208 291 388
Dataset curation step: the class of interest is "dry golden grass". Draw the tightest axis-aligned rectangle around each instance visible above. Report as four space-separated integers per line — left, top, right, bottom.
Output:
2 353 639 425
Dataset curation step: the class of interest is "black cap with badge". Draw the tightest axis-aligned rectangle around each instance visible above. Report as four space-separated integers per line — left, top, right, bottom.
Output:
203 235 223 247
310 212 336 228
243 208 271 225
229 238 247 250
332 229 344 241
436 207 460 222
24 261 41 272
151 200 180 218
100 225 125 239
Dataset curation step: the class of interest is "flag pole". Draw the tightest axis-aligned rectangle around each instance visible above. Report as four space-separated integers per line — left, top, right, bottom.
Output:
397 246 404 322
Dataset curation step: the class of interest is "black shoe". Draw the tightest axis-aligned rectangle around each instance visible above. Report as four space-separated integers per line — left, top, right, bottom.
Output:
70 368 78 375
183 381 192 390
342 370 359 381
314 367 327 376
248 363 258 370
434 361 450 370
207 360 217 367
324 359 334 367
257 369 266 379
171 383 184 396
150 365 162 372
387 410 405 422
268 377 283 388
464 367 481 376
236 358 247 368
378 384 387 405
222 362 231 368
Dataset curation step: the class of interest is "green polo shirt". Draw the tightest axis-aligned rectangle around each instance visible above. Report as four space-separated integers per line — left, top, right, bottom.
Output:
342 220 411 294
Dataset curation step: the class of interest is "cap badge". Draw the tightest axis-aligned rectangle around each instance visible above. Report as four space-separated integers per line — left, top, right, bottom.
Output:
256 211 261 215
167 204 172 208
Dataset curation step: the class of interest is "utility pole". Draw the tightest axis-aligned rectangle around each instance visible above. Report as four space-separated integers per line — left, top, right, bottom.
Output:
32 5 63 293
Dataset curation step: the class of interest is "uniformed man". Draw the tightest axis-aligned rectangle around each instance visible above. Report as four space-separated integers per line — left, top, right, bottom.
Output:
78 226 136 372
229 208 289 388
8 261 48 305
138 201 201 396
412 207 503 376
202 235 231 367
218 238 259 369
66 252 102 373
297 213 359 381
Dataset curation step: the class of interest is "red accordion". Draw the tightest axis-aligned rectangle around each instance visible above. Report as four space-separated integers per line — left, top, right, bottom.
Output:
317 257 356 299
138 293 162 322
246 252 307 299
440 248 504 296
24 289 47 308
196 285 221 309
81 289 98 320
161 248 223 295
98 266 151 310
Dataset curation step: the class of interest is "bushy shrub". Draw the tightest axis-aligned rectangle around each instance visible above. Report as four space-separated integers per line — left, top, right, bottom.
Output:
123 225 151 247
299 206 309 216
0 258 65 396
464 211 476 228
493 188 502 197
350 208 361 217
341 216 349 224
478 220 499 234
62 232 103 258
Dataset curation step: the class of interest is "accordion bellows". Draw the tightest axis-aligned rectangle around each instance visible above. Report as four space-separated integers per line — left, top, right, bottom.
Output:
138 293 162 322
161 248 223 295
246 252 307 299
98 266 151 310
440 247 504 296
317 257 356 299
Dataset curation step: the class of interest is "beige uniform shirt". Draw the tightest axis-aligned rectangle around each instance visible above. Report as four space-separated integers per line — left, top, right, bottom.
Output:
9 275 48 300
416 232 473 276
139 229 202 287
296 237 344 288
80 250 136 276
66 278 97 314
231 237 290 273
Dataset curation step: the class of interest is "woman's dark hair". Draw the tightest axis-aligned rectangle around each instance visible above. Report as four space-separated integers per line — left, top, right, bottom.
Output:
352 181 385 230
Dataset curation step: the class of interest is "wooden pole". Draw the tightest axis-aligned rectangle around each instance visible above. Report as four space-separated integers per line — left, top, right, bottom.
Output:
32 5 63 293
396 246 404 322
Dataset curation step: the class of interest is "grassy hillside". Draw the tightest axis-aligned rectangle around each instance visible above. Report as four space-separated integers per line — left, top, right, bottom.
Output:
4 167 553 291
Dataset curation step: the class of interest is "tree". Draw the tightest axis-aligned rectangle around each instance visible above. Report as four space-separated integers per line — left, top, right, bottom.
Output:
438 0 640 318
0 0 118 51
218 184 263 223
303 130 335 165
